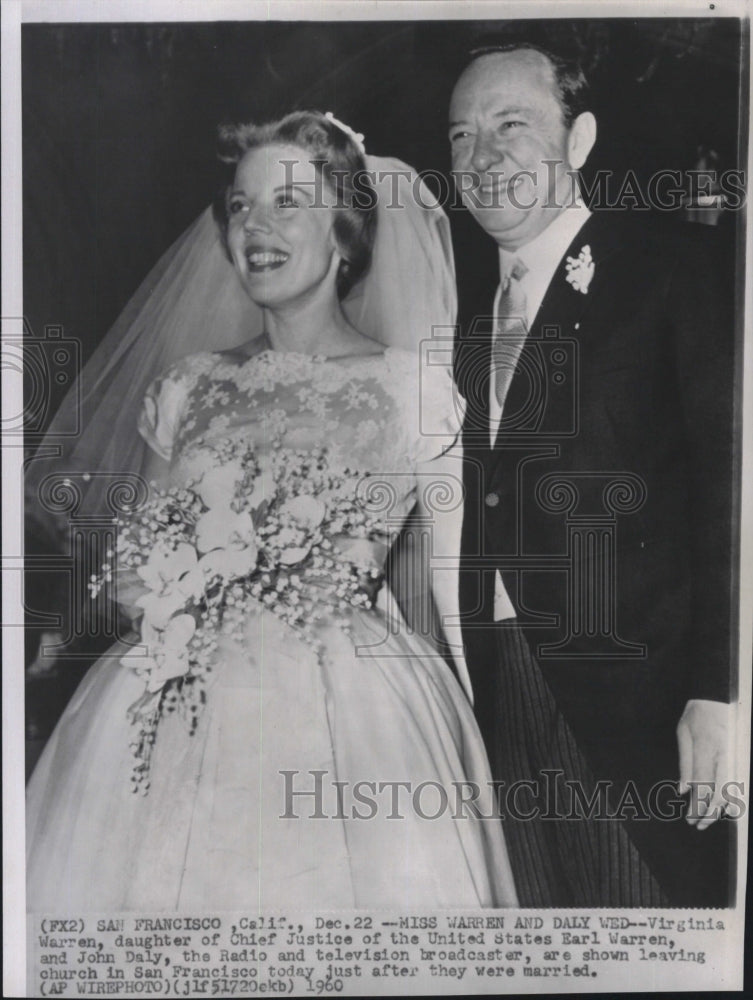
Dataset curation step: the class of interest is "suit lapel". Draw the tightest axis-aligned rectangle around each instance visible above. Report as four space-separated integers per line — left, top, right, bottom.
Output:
457 288 497 453
490 214 626 465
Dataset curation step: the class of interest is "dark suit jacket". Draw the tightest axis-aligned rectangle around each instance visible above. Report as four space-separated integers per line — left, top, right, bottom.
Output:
456 211 737 788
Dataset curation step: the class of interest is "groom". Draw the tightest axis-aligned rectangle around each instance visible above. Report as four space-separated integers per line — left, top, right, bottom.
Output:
450 38 736 906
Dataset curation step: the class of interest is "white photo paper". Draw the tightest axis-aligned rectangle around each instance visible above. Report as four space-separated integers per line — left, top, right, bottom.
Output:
3 1 751 995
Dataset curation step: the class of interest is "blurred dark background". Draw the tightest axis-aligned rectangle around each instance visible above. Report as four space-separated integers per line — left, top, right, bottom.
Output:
23 18 747 385
22 17 748 768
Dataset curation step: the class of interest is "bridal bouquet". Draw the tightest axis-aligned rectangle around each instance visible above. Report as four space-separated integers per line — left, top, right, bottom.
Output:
91 439 385 791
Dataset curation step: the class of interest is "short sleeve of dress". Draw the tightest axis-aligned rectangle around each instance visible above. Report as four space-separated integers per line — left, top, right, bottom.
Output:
411 356 464 466
137 355 202 462
383 348 464 467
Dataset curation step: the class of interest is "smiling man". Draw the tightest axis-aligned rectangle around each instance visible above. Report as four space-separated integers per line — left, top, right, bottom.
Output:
451 39 737 907
450 46 595 249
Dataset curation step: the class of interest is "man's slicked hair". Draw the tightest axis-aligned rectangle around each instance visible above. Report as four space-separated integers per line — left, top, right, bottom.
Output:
463 34 591 127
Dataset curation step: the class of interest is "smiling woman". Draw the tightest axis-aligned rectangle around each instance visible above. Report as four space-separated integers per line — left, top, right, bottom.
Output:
25 106 519 912
214 113 377 303
227 146 344 310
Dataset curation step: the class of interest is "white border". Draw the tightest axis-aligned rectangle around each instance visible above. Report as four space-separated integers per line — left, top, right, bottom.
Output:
3 1 751 995
3 2 26 998
13 0 753 23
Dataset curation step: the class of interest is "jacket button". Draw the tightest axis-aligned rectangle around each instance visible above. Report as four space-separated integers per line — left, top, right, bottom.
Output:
485 492 500 508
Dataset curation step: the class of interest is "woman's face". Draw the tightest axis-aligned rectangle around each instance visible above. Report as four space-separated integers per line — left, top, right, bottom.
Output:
226 143 341 309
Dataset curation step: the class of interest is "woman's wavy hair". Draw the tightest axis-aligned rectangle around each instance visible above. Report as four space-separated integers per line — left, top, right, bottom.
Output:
213 111 377 300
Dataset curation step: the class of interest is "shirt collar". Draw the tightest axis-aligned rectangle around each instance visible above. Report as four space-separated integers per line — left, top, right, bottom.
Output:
498 200 592 283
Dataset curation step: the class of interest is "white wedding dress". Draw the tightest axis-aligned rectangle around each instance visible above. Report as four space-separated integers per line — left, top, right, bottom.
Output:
27 346 518 911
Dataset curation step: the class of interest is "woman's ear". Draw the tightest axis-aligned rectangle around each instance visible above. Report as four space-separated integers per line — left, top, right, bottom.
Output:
325 231 345 287
328 225 344 260
567 111 597 170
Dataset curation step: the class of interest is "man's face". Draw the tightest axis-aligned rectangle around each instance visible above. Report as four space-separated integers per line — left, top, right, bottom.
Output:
449 49 579 250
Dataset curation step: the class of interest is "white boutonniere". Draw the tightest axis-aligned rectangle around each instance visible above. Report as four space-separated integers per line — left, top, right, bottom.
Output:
565 244 595 294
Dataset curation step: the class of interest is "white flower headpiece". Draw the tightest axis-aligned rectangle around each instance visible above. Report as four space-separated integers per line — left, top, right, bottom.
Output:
565 244 595 295
324 111 366 156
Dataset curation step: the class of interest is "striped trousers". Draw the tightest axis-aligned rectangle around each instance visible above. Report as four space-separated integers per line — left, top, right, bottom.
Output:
475 622 668 907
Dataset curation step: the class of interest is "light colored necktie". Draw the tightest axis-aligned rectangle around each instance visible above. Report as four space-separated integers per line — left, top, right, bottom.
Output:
490 259 528 619
492 258 529 412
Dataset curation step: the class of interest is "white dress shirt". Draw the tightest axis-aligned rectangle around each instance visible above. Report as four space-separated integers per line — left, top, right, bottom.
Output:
490 201 591 621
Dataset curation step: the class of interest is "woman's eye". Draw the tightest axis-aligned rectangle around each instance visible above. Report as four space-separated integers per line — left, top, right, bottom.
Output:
275 195 299 209
228 199 247 215
450 131 473 144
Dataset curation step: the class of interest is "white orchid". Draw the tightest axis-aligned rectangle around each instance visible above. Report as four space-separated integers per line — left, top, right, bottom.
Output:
195 507 258 580
271 525 308 566
196 460 244 508
274 495 327 564
196 507 255 552
136 541 196 591
136 586 190 628
199 545 259 580
274 527 301 548
135 542 203 627
279 546 311 566
121 612 196 692
282 494 326 529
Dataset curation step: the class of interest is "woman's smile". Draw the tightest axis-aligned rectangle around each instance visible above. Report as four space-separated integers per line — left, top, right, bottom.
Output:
244 245 291 273
227 144 340 307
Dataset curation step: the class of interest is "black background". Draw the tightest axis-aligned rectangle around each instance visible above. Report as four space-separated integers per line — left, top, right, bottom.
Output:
23 17 746 406
21 16 748 753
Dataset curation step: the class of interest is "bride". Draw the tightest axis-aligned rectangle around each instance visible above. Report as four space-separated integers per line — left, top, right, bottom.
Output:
26 111 518 911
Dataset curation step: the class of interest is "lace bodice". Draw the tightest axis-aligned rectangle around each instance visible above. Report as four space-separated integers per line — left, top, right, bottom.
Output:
138 347 461 544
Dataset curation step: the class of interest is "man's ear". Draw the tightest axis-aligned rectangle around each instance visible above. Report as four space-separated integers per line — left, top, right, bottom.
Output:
567 111 597 170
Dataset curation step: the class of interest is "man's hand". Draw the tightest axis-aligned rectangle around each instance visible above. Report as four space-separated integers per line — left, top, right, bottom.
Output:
677 699 734 830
